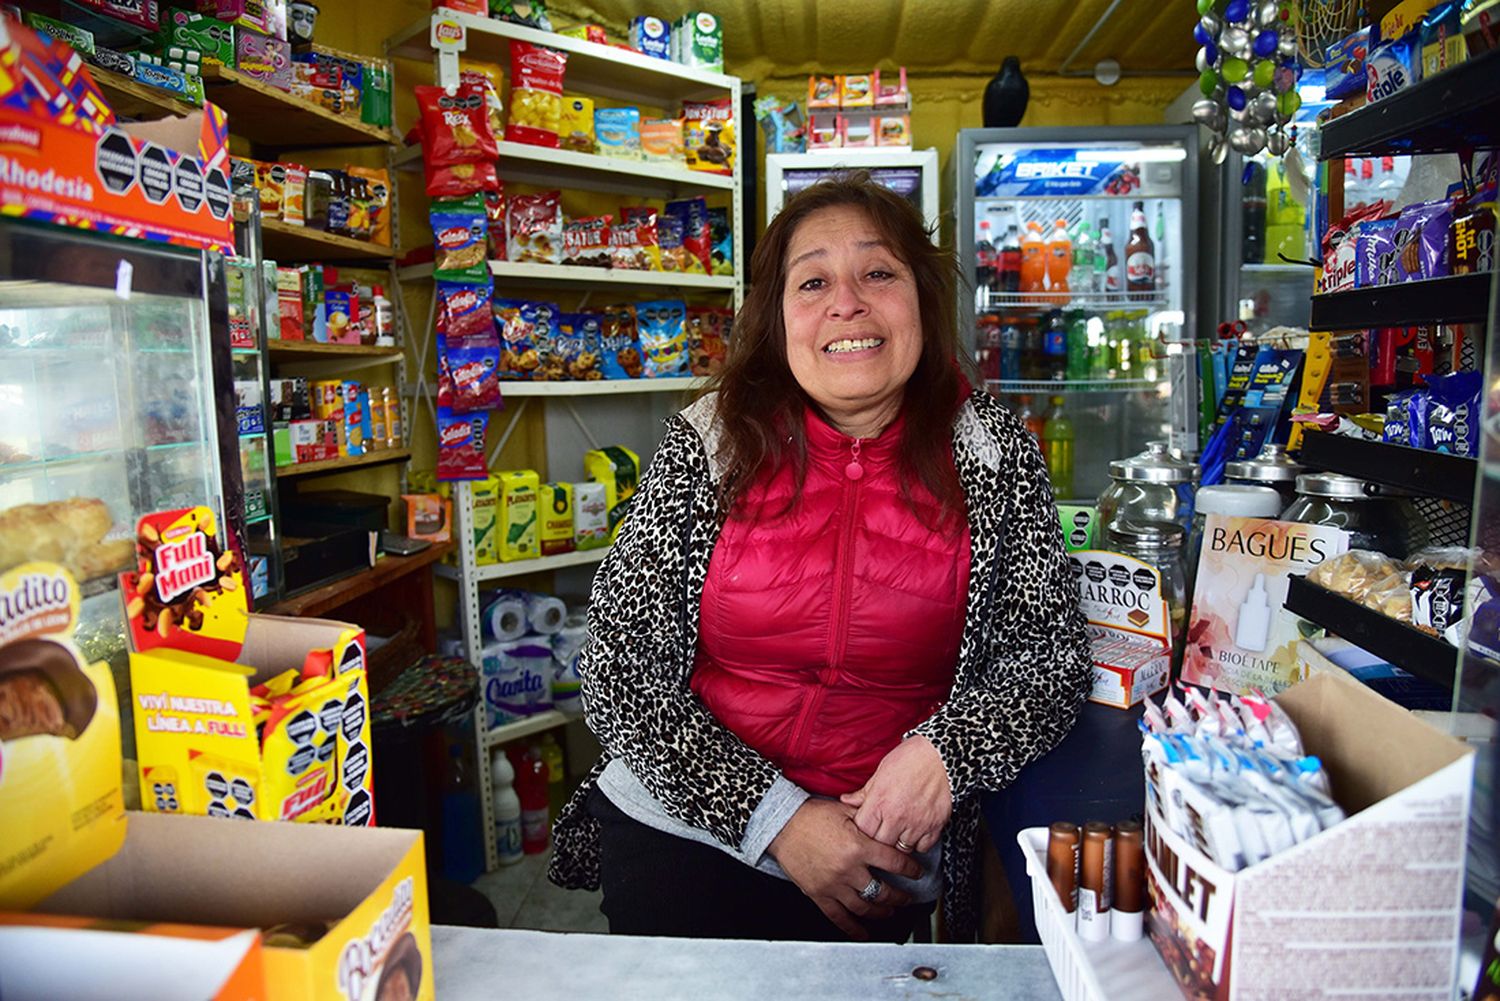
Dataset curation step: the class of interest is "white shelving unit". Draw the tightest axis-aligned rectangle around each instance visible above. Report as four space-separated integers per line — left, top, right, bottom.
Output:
387 9 744 871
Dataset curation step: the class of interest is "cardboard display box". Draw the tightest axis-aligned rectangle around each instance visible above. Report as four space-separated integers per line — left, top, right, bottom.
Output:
1144 670 1473 1000
1069 549 1173 709
8 812 432 1001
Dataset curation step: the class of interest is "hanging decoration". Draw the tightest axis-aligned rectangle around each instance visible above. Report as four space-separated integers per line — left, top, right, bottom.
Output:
1190 0 1301 162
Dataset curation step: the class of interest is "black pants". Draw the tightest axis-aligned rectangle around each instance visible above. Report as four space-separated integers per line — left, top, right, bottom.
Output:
589 789 933 943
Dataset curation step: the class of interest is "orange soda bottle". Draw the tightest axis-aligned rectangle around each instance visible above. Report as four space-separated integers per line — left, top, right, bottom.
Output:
1045 218 1073 304
1019 222 1047 294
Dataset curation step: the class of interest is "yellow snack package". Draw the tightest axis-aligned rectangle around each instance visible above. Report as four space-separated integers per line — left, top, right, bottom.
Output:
560 96 595 153
583 446 640 541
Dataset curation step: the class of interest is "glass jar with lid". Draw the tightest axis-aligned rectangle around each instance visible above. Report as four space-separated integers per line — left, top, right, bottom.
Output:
1224 443 1304 509
1187 483 1285 605
1281 473 1426 558
1104 519 1188 650
1096 441 1201 538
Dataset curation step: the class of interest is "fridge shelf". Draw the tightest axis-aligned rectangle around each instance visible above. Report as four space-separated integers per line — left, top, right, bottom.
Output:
1298 432 1477 505
1284 576 1459 689
981 292 1172 312
1308 274 1493 330
1319 48 1500 160
986 379 1162 395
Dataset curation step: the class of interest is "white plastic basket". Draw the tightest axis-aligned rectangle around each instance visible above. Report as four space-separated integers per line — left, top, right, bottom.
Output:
1016 827 1181 1001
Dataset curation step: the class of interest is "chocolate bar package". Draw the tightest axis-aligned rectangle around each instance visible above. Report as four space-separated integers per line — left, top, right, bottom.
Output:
1356 216 1400 287
1393 199 1455 281
1451 200 1496 274
1325 25 1372 99
1423 370 1482 456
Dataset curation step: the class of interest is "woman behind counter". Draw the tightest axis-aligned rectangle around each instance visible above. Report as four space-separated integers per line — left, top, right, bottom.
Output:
548 172 1091 944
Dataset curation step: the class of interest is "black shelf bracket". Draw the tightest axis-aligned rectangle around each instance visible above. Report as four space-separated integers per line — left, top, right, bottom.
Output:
1320 48 1500 159
1285 577 1459 689
1309 273 1493 331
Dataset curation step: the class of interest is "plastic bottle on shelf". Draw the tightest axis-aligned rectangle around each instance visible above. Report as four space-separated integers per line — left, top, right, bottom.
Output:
372 284 396 347
1125 200 1156 301
1065 310 1091 381
1089 314 1112 380
1042 395 1075 500
1019 221 1047 294
489 749 525 866
1016 394 1046 457
1045 218 1073 303
1098 217 1120 296
1132 311 1158 381
1022 316 1046 380
1043 310 1068 380
998 224 1023 294
976 220 998 293
509 745 550 855
1242 161 1267 266
1154 202 1170 297
1072 221 1097 297
441 743 485 884
1000 317 1023 382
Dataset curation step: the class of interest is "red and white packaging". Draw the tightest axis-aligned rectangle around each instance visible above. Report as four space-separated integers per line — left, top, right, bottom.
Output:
506 41 567 148
1069 549 1172 709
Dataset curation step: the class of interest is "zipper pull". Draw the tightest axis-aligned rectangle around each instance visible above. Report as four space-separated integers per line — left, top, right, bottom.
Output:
844 438 864 481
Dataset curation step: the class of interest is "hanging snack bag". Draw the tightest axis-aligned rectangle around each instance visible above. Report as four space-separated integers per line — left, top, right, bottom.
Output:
597 304 645 379
507 190 564 265
436 332 455 408
426 160 500 199
595 106 642 160
707 206 733 275
492 0 552 30
560 96 596 153
508 41 567 148
1451 198 1496 275
666 197 713 275
641 118 685 162
459 58 506 138
446 339 503 412
636 300 689 377
682 97 734 175
688 306 732 375
438 281 496 342
438 406 490 481
485 183 508 261
563 215 613 269
431 195 492 283
417 82 499 164
609 211 660 271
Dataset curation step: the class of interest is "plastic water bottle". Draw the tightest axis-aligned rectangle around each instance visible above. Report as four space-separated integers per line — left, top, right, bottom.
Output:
490 749 524 866
1071 222 1096 300
1042 396 1075 499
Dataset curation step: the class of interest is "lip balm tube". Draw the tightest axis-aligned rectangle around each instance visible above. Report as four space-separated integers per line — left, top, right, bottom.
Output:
1111 820 1145 941
1046 822 1080 923
1077 821 1113 942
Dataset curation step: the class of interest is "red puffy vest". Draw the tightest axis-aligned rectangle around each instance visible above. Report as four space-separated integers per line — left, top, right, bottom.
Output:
691 406 972 797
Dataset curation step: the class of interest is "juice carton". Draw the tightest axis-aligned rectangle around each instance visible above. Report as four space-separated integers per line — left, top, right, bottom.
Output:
498 470 539 561
540 481 575 556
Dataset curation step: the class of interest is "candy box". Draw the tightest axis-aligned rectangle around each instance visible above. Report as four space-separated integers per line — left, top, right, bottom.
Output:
1069 549 1172 708
875 66 909 106
17 812 434 1001
22 13 96 56
235 28 291 90
839 71 876 108
1366 33 1418 103
807 74 839 109
275 266 305 340
1324 26 1371 99
70 0 160 35
207 0 287 41
595 105 641 160
289 418 339 463
159 9 236 67
1451 199 1496 274
583 445 640 541
1420 1 1466 76
498 469 539 562
132 57 206 103
0 562 127 909
630 15 670 59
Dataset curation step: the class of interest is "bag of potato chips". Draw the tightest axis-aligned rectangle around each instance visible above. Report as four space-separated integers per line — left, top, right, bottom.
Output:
508 41 567 148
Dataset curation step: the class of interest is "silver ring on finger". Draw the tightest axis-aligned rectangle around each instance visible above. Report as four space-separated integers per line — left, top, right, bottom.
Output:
857 877 883 903
895 838 914 853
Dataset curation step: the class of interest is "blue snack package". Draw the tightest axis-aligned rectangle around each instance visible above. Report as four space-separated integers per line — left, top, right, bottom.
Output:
1423 370 1482 455
708 206 733 275
1356 217 1400 287
1407 388 1431 449
597 304 644 379
636 299 688 377
1326 26 1372 99
1384 389 1420 444
1366 34 1419 103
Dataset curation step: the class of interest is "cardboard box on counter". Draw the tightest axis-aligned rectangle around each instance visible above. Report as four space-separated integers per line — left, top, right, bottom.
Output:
10 812 433 1001
1145 670 1473 1000
1069 549 1173 709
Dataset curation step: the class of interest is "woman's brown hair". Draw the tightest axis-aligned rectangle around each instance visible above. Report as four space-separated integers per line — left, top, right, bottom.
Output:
703 170 969 526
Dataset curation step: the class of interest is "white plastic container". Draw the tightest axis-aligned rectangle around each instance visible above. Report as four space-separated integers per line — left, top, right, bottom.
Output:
1017 827 1178 1001
490 750 524 866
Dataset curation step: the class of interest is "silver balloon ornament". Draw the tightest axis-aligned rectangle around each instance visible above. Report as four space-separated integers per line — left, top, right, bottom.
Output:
1196 46 1213 73
1230 126 1268 154
1252 90 1279 122
1257 1 1281 27
1267 130 1291 156
1278 33 1298 58
1200 12 1224 38
1191 98 1219 126
1209 135 1229 164
1221 26 1253 60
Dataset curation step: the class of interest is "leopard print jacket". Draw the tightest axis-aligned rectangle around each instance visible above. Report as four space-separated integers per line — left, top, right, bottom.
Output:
547 388 1092 942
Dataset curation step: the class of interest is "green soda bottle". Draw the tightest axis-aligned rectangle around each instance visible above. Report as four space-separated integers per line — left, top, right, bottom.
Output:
1065 310 1091 381
1042 395 1074 499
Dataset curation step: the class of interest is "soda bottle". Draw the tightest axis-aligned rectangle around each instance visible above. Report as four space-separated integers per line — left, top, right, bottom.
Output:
1126 200 1156 301
1022 317 1045 379
1242 160 1267 266
509 745 551 854
1043 309 1068 380
976 220 998 293
1016 394 1046 456
1072 222 1097 298
1042 396 1075 499
998 224 1023 293
1000 317 1023 381
1019 221 1047 294
1045 218 1073 303
1065 310 1091 381
1109 310 1131 376
1089 313 1112 380
1098 217 1120 297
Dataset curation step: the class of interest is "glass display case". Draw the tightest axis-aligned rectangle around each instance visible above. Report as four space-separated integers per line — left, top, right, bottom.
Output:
0 220 232 669
956 125 1199 503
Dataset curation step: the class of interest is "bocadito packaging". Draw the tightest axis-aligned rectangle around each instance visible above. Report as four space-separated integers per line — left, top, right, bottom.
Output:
121 507 374 825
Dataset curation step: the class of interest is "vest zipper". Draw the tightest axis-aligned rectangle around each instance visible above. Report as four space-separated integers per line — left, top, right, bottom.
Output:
786 436 863 762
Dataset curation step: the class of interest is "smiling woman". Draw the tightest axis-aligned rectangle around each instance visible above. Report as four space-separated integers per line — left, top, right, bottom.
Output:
547 172 1093 946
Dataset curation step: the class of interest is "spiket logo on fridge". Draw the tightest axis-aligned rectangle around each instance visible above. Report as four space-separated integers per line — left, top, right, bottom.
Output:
337 877 415 1001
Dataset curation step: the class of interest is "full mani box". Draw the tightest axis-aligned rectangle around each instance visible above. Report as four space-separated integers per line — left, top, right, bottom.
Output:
12 812 433 1001
1144 671 1472 1000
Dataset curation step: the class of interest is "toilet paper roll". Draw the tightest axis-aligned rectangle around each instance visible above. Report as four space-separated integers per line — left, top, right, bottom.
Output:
483 594 528 643
551 617 588 717
495 589 568 636
480 635 554 727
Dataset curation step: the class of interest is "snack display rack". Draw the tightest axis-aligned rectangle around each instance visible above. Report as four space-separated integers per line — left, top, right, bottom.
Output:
387 8 745 871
